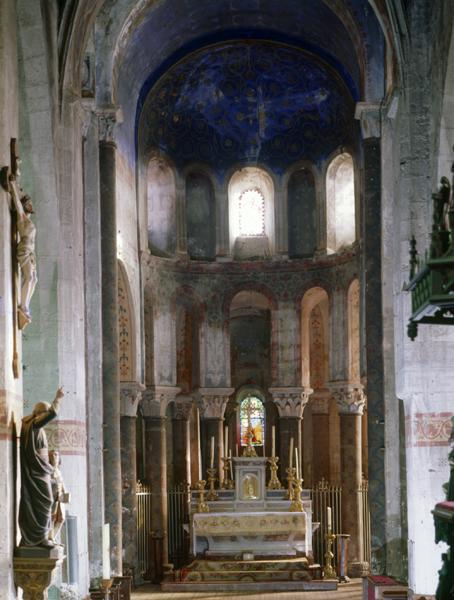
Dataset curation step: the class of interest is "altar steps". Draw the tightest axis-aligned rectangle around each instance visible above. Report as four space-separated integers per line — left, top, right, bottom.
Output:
161 558 338 593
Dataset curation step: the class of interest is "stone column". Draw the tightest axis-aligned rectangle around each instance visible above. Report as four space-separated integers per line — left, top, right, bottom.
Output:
269 387 312 481
216 187 230 259
141 386 179 577
99 108 122 575
120 382 143 578
172 395 194 485
331 383 368 576
198 388 234 481
175 178 187 257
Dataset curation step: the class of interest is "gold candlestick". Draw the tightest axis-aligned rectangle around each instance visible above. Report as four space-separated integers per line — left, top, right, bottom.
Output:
290 476 304 511
221 457 235 489
324 528 337 579
206 467 219 500
285 466 296 500
100 578 113 598
194 480 209 512
267 456 282 489
242 395 257 457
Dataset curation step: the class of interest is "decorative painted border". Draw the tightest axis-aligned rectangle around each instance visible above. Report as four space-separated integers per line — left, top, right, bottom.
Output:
405 412 453 447
45 420 87 456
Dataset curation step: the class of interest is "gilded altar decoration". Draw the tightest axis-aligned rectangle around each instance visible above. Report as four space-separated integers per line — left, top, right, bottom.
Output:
193 512 306 536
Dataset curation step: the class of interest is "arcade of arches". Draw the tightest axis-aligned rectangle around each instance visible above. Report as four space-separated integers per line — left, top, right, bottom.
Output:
1 1 454 599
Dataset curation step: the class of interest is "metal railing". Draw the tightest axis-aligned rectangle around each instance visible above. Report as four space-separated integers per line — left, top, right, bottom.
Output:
310 479 342 567
136 481 152 579
167 483 191 568
359 479 371 565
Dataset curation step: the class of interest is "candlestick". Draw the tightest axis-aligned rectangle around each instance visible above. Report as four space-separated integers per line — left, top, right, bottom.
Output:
324 528 337 579
229 450 234 480
290 476 304 512
285 466 296 501
272 425 275 458
206 467 219 500
225 425 229 456
102 523 111 580
221 456 234 489
194 480 209 513
267 456 282 489
236 443 239 457
210 436 214 469
289 437 294 469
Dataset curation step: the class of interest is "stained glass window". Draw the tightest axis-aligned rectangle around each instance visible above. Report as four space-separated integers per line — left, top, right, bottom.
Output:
238 188 265 236
240 395 265 446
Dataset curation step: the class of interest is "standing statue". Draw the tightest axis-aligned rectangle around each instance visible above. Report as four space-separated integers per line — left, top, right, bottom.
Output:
19 387 65 548
8 177 37 329
48 450 70 544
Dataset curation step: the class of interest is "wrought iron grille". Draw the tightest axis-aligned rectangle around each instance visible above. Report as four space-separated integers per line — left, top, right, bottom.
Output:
167 483 190 568
136 481 152 579
310 479 342 567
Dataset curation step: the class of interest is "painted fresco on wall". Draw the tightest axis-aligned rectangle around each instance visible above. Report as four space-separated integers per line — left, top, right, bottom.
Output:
288 168 317 258
142 41 356 176
186 172 216 260
230 312 271 389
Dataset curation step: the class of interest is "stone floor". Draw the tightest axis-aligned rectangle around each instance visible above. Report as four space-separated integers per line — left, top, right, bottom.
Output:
131 580 362 599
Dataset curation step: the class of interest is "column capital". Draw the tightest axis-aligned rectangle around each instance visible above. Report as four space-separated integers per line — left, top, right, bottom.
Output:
354 101 381 139
97 106 123 143
197 387 234 419
269 386 313 418
173 394 194 420
141 385 180 418
310 389 331 415
120 382 145 417
329 382 366 415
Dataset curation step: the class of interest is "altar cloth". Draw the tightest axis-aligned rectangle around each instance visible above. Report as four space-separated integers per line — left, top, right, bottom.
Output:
192 511 306 536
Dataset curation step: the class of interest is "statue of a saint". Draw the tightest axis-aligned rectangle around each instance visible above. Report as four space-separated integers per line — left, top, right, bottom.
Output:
48 450 70 544
19 387 65 548
9 177 37 328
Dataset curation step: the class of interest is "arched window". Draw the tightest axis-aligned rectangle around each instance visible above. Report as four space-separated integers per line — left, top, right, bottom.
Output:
186 171 216 260
326 153 355 253
288 167 317 258
229 167 274 259
147 156 176 255
239 395 265 448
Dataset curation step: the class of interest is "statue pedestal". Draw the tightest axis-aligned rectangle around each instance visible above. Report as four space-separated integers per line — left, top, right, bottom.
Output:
13 546 64 600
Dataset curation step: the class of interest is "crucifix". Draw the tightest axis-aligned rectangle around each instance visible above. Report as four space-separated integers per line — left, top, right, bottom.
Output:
242 395 258 457
1 139 37 376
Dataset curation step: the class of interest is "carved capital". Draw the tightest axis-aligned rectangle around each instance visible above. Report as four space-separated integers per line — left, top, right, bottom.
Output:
269 386 313 418
330 383 366 415
197 387 234 419
97 106 123 143
173 394 194 420
120 382 145 417
14 548 64 600
310 389 331 415
354 102 381 139
141 385 180 418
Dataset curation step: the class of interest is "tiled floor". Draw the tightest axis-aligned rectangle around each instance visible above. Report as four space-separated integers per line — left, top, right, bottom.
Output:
132 580 362 599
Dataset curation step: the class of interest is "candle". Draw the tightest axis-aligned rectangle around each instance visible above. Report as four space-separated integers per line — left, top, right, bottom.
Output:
210 436 214 469
272 425 275 458
229 450 233 480
327 506 332 530
224 426 229 456
295 447 299 479
289 437 294 469
102 523 111 580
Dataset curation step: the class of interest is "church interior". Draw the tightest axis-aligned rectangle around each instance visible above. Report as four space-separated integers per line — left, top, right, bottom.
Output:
1 1 454 599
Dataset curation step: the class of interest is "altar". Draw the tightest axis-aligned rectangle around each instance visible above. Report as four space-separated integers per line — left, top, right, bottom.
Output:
189 456 315 559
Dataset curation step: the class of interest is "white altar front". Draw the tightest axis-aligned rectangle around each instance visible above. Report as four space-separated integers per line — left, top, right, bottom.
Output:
190 457 315 559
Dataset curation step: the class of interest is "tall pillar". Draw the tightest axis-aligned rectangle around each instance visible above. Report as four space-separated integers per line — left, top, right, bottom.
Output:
172 395 193 485
99 108 122 575
198 388 234 481
175 178 187 257
331 383 368 576
141 385 179 577
269 387 312 481
120 382 143 578
310 390 332 484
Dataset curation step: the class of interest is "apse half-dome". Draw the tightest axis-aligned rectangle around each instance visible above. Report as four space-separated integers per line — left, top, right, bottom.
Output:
138 41 357 175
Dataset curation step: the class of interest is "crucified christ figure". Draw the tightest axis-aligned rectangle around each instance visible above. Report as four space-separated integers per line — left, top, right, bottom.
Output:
9 177 37 327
